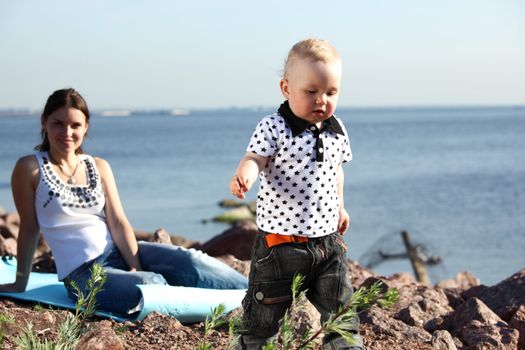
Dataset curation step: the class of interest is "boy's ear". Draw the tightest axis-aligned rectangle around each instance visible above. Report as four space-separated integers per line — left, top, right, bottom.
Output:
279 79 290 98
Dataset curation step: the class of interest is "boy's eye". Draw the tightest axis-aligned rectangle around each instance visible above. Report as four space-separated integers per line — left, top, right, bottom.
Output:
307 90 317 94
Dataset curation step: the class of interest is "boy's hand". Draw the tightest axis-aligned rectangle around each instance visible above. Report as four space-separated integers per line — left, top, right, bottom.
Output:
230 174 249 199
337 207 350 235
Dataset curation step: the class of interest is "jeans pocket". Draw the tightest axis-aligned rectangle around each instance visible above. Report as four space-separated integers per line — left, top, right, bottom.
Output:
334 234 348 254
253 249 276 281
252 279 293 305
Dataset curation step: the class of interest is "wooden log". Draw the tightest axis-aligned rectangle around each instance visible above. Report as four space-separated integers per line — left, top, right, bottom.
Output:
401 230 430 285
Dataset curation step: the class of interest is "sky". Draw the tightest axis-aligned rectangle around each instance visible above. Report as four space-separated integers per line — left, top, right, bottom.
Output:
0 0 524 110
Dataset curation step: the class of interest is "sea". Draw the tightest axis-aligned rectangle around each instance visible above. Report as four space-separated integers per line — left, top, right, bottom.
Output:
0 106 524 286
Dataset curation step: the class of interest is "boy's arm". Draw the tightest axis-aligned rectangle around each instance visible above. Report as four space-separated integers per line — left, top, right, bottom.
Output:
230 152 268 200
336 164 350 235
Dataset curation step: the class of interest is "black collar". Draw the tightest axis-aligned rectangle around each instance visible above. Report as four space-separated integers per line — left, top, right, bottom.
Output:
278 100 345 137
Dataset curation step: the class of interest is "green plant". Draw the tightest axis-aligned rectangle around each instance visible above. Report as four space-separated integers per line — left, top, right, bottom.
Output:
227 275 399 350
70 262 107 325
196 303 230 349
0 312 15 346
14 263 107 350
33 304 46 312
297 280 399 349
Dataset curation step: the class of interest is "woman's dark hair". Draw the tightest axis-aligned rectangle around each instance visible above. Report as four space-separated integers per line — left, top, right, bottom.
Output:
35 88 90 154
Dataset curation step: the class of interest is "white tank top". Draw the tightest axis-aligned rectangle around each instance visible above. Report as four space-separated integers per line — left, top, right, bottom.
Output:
34 152 114 280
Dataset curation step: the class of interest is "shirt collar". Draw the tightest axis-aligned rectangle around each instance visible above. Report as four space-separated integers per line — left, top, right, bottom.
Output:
277 100 345 137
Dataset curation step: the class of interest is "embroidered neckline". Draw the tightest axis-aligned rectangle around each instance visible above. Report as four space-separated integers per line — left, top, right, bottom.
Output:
40 154 103 209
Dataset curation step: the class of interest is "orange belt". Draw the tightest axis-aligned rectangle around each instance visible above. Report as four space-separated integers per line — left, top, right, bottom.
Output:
264 233 309 248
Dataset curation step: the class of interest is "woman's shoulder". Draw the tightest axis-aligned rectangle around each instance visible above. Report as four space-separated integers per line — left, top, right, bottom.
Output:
12 154 40 187
15 154 39 171
90 156 110 169
89 156 115 179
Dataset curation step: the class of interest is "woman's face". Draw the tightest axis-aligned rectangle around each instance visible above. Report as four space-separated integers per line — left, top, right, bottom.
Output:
42 107 88 155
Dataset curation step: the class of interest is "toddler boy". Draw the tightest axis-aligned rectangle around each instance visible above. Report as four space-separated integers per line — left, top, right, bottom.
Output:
230 38 363 350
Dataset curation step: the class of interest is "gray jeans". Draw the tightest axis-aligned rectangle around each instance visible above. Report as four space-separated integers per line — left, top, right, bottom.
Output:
238 232 362 349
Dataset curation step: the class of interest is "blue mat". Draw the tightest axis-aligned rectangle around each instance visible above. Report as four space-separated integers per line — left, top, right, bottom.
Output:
0 258 246 323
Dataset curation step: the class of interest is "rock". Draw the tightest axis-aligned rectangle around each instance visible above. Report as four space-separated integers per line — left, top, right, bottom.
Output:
282 298 321 347
437 271 481 309
0 212 20 240
460 319 519 350
216 254 251 276
437 271 480 290
386 272 418 287
212 206 255 223
509 305 525 349
32 251 56 273
476 268 525 322
218 199 245 208
197 221 258 260
76 320 124 350
0 235 17 256
394 286 453 328
462 284 490 300
431 330 459 350
134 229 154 241
361 305 433 345
449 297 506 332
169 234 197 248
152 228 172 244
0 220 19 240
348 261 378 287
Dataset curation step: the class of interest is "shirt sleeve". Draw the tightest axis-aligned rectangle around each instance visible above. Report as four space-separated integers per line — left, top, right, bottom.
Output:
246 116 279 157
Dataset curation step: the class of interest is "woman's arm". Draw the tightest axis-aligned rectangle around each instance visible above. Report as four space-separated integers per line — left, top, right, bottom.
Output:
96 157 142 271
230 152 267 199
336 164 350 235
0 156 41 292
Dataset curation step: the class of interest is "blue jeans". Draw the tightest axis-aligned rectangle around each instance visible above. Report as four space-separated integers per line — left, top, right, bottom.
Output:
63 242 248 316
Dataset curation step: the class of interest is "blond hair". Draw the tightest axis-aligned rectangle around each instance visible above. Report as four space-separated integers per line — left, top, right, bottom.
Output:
283 38 341 78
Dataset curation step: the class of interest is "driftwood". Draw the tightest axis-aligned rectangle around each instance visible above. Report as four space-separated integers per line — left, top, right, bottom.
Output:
401 230 430 285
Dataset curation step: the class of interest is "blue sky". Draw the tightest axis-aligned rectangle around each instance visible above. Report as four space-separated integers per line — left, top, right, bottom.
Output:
1 0 524 109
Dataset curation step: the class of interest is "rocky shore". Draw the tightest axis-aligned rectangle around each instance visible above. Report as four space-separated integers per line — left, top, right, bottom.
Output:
1 208 524 349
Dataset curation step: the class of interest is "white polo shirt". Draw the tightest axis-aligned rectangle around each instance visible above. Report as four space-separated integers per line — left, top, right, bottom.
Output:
247 101 352 238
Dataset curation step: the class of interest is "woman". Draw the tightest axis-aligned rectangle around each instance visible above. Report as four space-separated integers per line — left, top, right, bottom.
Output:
0 88 247 316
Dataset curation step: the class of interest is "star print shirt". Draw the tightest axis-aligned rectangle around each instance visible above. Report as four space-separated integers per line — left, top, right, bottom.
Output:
34 152 113 280
246 102 352 237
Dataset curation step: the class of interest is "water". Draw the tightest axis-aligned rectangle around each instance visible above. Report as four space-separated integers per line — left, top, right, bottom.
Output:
1 106 524 286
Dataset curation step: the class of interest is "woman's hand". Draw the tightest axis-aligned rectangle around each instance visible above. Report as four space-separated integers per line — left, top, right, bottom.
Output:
0 282 26 293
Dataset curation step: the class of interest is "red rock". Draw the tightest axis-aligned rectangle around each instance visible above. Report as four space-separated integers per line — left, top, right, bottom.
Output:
134 229 154 241
0 221 19 240
361 305 433 344
431 330 459 350
437 271 480 291
196 221 258 260
476 269 525 322
0 236 17 256
76 320 124 350
509 305 525 349
395 286 453 328
460 319 519 350
152 228 172 244
449 297 505 331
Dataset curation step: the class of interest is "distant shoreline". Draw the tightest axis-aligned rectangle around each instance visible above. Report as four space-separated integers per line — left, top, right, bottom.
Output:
1 104 524 118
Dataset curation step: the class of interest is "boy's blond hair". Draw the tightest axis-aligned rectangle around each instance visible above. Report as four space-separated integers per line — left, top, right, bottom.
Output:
283 38 341 79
